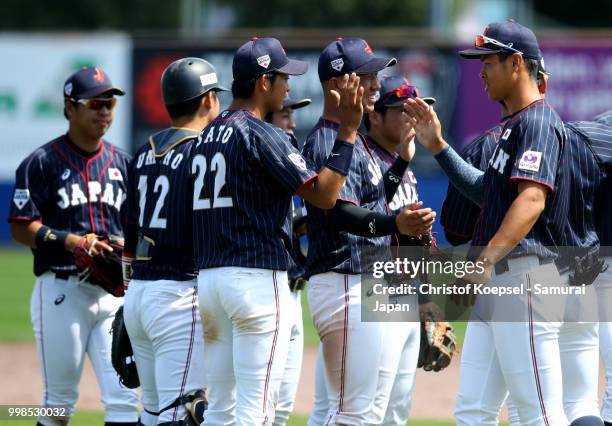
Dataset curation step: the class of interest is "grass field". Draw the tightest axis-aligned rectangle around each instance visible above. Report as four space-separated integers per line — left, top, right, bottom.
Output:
0 247 467 425
4 411 459 426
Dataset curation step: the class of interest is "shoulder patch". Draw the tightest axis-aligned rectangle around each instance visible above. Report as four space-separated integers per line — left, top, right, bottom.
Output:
108 168 123 181
13 189 30 210
288 153 307 171
518 150 542 172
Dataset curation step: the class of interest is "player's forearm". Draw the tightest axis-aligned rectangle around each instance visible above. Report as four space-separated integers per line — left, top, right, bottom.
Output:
481 192 546 264
10 221 41 249
328 202 397 237
298 168 346 209
434 146 485 205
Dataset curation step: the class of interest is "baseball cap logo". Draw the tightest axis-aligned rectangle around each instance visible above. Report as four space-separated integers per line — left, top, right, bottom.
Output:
331 58 344 72
363 40 373 54
64 82 73 96
257 54 271 69
93 67 105 82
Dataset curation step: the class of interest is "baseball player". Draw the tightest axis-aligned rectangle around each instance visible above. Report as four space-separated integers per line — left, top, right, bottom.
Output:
440 122 503 246
363 75 438 425
121 58 225 426
8 67 139 425
405 20 573 425
264 95 312 426
302 38 436 425
592 111 612 426
193 37 364 425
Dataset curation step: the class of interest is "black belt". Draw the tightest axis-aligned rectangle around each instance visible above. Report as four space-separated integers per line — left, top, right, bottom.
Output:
494 256 554 276
51 270 76 280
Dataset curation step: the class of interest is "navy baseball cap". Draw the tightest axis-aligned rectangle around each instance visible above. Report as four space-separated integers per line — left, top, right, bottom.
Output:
459 19 542 60
282 96 311 110
318 37 396 82
232 37 308 81
63 66 125 99
375 76 435 110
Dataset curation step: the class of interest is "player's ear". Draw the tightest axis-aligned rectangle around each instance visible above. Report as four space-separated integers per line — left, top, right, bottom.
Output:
369 110 382 126
512 53 523 70
64 99 76 119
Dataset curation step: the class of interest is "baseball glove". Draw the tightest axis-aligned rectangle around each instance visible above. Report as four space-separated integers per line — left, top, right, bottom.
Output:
73 234 125 297
110 306 140 389
418 307 457 372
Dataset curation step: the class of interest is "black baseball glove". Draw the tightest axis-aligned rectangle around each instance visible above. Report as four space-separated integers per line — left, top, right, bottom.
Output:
73 234 125 297
110 306 140 389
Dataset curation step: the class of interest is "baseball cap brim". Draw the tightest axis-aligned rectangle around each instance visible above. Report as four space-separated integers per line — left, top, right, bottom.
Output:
384 96 436 107
276 59 309 76
354 56 397 74
79 86 126 99
458 47 503 59
283 97 311 110
213 85 230 92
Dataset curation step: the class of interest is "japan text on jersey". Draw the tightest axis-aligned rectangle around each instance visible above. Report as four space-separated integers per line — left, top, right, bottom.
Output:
192 110 316 271
301 118 389 277
364 135 427 248
472 100 570 259
125 128 200 281
8 135 130 276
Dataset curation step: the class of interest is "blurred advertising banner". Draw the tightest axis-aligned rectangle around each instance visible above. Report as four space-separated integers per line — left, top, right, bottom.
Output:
454 41 612 150
0 34 132 180
131 44 460 152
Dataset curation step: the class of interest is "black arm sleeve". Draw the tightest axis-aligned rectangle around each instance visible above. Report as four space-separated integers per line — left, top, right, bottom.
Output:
328 202 398 237
383 156 410 203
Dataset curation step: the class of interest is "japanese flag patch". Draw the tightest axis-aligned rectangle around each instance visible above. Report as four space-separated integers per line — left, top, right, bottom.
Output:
13 189 30 210
518 150 542 172
109 168 123 181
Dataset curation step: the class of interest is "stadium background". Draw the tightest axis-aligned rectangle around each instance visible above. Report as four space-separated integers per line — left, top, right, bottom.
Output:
0 0 611 424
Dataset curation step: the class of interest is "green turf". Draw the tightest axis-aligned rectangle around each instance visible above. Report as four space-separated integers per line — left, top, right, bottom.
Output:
0 247 469 347
0 248 35 342
0 410 467 425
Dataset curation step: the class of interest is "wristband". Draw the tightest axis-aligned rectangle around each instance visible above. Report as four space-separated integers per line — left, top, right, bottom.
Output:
35 225 69 253
324 139 355 176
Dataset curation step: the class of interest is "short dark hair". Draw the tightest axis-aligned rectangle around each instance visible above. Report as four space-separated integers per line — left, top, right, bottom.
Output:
498 53 539 81
364 107 388 131
231 72 278 99
166 91 216 120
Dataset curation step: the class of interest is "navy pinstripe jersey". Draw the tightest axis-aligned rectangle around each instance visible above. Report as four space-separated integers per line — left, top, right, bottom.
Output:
567 120 612 246
563 122 607 248
192 110 317 271
440 125 502 245
364 135 420 247
472 100 569 258
302 118 389 277
124 128 199 281
8 135 130 276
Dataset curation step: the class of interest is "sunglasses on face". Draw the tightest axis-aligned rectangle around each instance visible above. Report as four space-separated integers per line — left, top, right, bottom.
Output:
394 84 420 99
71 97 117 110
475 34 523 55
